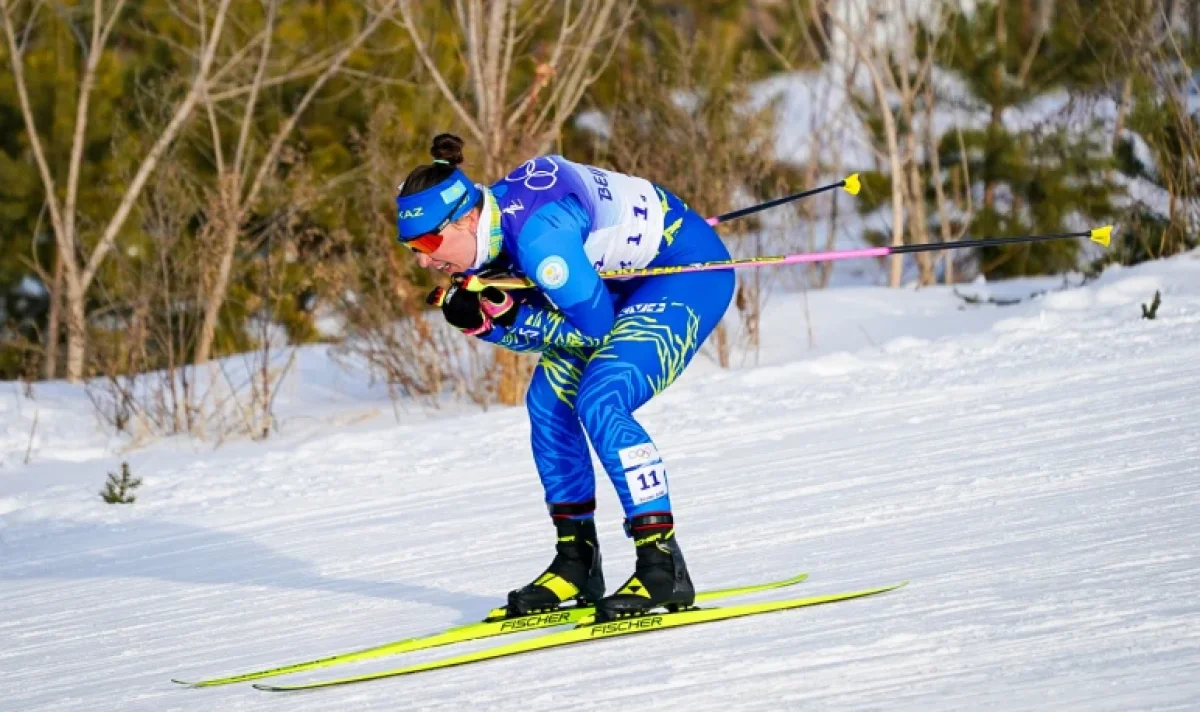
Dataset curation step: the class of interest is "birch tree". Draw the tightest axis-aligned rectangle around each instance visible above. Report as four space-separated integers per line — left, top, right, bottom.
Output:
395 0 636 178
824 0 942 286
1 0 233 380
191 0 402 366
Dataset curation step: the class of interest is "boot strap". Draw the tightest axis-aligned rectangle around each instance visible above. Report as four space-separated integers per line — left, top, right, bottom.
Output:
548 499 596 519
624 512 673 536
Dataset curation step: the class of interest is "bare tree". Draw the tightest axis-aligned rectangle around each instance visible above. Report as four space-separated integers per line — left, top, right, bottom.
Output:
192 0 402 367
824 1 908 286
397 0 636 177
81 137 228 441
824 0 942 286
757 0 861 293
330 102 502 412
1 0 234 381
394 0 636 404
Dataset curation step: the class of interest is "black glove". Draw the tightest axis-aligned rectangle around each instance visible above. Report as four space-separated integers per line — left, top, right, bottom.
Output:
427 283 517 336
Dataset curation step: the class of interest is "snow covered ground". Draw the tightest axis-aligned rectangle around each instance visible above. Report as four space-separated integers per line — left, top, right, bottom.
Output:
2 252 1199 711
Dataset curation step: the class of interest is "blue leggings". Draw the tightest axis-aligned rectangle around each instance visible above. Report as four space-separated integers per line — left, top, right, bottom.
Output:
524 195 735 520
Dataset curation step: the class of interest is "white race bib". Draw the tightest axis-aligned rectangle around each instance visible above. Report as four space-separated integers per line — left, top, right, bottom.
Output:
562 161 665 274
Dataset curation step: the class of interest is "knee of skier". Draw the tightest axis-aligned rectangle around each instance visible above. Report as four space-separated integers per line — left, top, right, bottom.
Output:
574 372 634 441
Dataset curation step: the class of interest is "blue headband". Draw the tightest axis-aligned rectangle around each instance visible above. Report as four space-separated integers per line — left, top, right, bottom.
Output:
395 168 481 241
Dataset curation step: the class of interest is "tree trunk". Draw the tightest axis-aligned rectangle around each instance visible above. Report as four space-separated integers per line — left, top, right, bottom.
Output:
909 158 934 285
832 3 907 287
878 95 906 287
195 220 239 366
904 116 934 286
42 11 73 381
64 279 87 380
42 253 63 379
986 0 1007 211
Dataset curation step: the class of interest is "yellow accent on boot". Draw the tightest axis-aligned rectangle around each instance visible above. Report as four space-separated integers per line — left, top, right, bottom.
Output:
616 576 653 598
634 532 663 547
557 535 576 543
534 572 579 602
655 529 677 555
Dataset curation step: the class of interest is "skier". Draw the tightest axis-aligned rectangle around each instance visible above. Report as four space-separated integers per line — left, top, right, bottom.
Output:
396 134 735 621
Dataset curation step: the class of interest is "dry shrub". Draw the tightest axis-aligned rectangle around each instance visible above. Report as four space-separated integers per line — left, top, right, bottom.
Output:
326 104 501 409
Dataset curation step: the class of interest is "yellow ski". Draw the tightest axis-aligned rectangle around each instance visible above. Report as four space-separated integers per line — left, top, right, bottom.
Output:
253 581 906 692
173 572 809 687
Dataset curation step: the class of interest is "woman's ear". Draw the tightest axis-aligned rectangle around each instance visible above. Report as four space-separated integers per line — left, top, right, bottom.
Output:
458 206 482 231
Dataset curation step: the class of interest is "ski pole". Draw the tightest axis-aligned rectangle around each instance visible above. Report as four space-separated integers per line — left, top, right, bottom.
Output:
706 174 861 226
461 226 1113 291
427 175 864 305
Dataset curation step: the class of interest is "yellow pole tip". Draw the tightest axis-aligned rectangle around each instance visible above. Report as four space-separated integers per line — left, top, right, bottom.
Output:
842 173 861 196
1090 225 1113 247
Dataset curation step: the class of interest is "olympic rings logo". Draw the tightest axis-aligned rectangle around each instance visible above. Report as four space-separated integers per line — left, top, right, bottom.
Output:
628 445 655 460
504 159 559 191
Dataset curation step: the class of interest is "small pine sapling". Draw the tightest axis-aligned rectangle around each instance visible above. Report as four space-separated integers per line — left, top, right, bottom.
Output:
100 462 143 504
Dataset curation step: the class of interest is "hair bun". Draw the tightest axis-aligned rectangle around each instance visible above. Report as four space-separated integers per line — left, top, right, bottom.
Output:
430 134 465 166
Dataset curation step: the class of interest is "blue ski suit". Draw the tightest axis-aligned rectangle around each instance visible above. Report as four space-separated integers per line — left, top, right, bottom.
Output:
468 156 735 521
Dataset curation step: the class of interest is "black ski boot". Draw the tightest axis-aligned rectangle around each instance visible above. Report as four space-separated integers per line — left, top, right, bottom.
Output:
595 513 695 622
501 514 605 618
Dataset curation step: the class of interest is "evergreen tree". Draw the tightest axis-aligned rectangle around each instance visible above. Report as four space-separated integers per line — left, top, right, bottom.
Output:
1106 48 1200 267
100 461 142 504
847 0 1128 280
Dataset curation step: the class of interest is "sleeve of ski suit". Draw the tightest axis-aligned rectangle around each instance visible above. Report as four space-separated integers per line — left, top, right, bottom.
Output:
478 196 614 351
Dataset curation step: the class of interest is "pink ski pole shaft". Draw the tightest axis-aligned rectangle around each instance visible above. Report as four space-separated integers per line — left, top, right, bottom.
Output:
470 227 1113 292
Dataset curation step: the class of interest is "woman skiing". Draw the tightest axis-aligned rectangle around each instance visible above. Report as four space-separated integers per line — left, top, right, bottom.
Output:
396 134 734 622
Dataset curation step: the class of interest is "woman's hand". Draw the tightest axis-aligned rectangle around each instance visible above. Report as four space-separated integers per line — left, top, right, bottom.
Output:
427 283 517 336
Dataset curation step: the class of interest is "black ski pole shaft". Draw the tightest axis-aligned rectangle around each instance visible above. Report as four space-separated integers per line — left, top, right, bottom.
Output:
707 174 861 226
